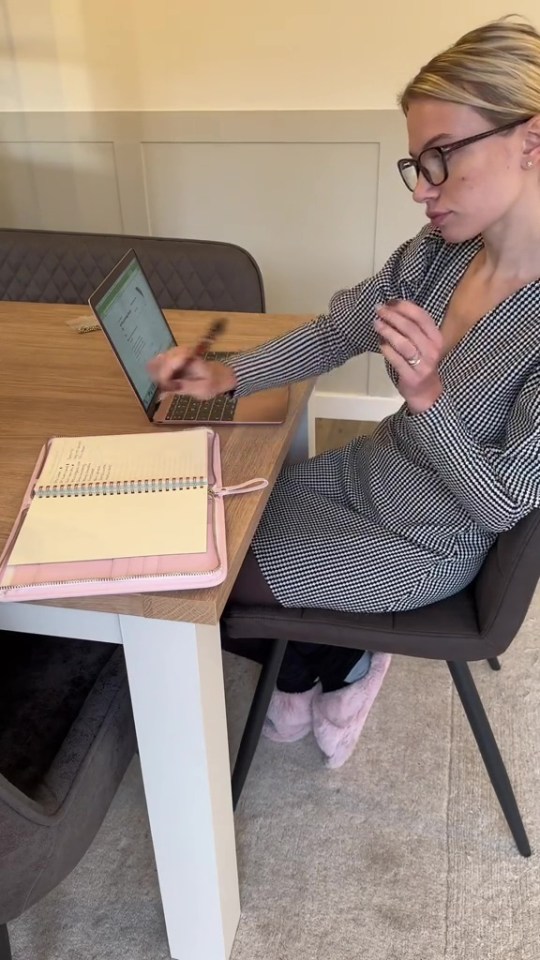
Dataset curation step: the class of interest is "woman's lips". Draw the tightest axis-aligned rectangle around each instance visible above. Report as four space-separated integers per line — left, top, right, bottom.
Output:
428 211 450 227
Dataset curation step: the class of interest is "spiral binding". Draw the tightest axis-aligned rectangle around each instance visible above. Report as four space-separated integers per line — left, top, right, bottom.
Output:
35 477 206 497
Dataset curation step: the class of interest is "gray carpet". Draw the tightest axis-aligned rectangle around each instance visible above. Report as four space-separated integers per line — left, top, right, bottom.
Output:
10 590 540 960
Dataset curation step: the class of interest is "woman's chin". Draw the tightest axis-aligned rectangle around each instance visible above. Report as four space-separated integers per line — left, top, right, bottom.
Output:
435 216 478 244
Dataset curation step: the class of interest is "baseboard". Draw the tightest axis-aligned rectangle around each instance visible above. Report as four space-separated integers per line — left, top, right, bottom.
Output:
310 390 401 423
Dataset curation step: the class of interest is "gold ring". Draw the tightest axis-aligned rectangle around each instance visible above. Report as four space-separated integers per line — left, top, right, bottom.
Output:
407 351 422 367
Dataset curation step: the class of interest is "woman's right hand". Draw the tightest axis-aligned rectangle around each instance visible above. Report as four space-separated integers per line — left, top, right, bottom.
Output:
147 347 238 400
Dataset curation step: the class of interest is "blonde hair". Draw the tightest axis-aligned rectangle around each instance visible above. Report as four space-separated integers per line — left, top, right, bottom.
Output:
400 16 540 124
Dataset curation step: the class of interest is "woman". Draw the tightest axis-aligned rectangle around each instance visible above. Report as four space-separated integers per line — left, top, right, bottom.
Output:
149 17 540 767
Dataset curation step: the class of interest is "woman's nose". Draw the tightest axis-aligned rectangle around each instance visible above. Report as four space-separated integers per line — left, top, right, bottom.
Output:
412 172 440 205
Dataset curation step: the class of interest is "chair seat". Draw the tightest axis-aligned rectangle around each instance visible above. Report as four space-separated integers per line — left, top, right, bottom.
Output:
0 632 117 799
226 512 540 666
223 584 491 662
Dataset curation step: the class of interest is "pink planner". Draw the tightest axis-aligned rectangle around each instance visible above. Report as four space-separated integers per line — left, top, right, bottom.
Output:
0 428 267 603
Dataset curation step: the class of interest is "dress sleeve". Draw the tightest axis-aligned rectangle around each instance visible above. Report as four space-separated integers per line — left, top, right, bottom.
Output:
405 369 540 532
225 225 440 397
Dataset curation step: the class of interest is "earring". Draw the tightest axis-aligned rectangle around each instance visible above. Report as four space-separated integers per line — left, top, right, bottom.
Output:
526 159 534 168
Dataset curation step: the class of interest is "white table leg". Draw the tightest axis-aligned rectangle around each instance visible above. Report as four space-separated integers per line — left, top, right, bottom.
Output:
287 401 311 465
306 393 317 458
119 614 240 960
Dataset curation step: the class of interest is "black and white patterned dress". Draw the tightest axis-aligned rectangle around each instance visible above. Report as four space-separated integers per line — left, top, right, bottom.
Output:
227 226 540 613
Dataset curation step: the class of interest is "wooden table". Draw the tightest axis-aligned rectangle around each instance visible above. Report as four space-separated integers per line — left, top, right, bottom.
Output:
0 302 314 960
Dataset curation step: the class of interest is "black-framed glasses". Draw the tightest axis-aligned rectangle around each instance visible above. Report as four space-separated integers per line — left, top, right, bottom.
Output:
397 116 533 191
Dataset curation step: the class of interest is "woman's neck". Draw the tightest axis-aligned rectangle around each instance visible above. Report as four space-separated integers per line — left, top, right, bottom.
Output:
481 194 540 282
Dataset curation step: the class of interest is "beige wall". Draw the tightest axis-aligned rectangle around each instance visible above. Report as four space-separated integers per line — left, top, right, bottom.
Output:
2 0 540 112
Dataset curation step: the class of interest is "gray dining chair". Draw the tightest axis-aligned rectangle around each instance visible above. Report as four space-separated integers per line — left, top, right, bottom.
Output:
224 509 540 858
0 631 137 960
0 228 265 312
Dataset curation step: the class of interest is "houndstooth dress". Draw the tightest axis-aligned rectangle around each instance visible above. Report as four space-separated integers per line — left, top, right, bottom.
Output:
227 226 540 613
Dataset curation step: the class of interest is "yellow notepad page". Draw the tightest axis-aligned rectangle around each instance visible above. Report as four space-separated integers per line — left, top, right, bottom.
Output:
35 429 208 490
9 487 208 565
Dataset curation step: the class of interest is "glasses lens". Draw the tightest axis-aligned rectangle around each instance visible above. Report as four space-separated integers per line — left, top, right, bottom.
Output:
399 161 418 191
420 149 446 186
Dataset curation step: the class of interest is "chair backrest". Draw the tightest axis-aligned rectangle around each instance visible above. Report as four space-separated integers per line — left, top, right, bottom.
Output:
474 509 540 648
0 227 265 312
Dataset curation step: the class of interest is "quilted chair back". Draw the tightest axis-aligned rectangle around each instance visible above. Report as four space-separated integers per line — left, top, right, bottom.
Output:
0 228 265 312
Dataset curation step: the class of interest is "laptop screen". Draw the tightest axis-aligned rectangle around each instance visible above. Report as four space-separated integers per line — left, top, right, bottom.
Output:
91 254 176 412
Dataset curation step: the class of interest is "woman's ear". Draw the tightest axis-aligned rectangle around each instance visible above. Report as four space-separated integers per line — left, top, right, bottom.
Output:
522 115 540 167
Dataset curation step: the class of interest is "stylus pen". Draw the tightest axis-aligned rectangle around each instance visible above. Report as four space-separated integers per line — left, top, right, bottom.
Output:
174 317 228 378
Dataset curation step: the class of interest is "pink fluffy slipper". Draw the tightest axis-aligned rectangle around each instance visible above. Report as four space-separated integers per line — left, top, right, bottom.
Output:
262 683 322 743
312 653 392 768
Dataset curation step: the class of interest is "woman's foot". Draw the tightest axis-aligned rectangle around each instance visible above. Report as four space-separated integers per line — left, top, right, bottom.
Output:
312 652 392 767
263 682 322 743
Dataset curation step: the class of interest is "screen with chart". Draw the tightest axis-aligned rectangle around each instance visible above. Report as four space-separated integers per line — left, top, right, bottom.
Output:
94 257 176 410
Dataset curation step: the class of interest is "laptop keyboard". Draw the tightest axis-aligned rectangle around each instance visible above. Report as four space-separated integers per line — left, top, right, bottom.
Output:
165 393 237 422
164 351 238 423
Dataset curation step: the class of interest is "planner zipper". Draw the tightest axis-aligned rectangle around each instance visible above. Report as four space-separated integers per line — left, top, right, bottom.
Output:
0 567 222 591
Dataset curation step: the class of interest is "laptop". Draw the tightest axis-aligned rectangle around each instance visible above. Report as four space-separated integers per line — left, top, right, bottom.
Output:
88 249 289 426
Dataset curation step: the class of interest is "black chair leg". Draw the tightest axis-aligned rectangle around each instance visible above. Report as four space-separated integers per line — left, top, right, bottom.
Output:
0 925 12 960
231 638 288 810
447 661 531 857
487 657 501 671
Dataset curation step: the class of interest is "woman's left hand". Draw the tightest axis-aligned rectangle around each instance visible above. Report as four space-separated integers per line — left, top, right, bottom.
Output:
374 300 444 414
